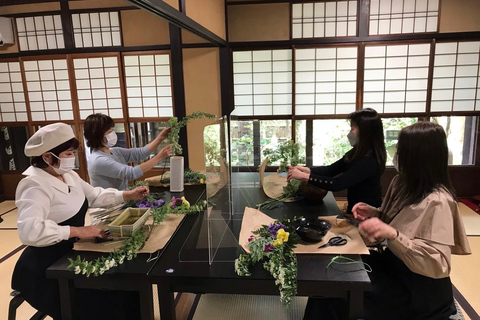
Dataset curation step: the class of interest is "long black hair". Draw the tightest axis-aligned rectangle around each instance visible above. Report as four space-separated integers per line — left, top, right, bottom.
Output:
396 121 454 205
345 108 386 173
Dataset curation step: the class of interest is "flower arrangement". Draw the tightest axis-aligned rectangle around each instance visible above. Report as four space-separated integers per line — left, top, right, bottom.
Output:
258 140 305 210
160 168 207 184
67 182 207 277
235 218 300 306
167 111 216 155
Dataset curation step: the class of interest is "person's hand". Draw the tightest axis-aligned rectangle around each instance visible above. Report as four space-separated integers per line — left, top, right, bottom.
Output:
157 144 173 160
352 202 376 221
123 186 149 201
359 217 398 240
293 166 311 174
287 166 309 182
158 127 171 141
70 226 107 239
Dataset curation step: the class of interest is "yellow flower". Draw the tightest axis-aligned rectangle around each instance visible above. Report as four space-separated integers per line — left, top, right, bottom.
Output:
277 229 289 242
181 196 190 207
200 178 205 184
272 239 283 246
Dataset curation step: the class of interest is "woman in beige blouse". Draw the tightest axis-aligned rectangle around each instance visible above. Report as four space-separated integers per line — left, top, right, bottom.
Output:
353 121 471 320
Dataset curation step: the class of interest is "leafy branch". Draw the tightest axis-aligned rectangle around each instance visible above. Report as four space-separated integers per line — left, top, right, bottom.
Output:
167 111 216 155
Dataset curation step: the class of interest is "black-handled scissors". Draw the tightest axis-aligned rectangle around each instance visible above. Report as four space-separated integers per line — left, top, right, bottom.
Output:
318 236 347 248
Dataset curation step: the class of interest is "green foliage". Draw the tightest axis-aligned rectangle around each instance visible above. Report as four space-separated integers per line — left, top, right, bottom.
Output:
68 188 207 277
160 168 207 184
262 140 304 173
167 111 216 155
235 218 299 306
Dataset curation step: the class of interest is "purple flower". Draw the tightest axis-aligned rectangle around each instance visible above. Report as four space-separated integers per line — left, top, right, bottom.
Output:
264 244 274 252
248 235 254 242
136 200 152 208
152 199 165 208
268 222 286 237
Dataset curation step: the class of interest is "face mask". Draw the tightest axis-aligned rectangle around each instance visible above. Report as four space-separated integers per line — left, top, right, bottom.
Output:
392 153 399 172
104 131 117 148
347 131 358 146
44 153 76 175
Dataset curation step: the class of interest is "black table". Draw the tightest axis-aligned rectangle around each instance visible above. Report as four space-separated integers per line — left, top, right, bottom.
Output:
150 175 371 320
46 184 206 320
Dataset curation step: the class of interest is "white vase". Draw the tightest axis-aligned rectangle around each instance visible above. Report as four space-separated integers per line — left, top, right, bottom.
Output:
170 156 184 192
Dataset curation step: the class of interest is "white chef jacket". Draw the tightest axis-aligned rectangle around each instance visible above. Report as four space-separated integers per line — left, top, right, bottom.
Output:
16 166 125 247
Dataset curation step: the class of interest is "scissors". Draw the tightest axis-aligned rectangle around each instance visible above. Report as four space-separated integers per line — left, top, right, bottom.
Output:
318 236 347 249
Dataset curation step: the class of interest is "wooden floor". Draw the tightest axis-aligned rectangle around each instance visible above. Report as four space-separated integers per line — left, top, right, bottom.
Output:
1 200 478 320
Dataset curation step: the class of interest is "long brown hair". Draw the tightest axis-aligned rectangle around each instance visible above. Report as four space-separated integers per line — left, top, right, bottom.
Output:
396 121 455 205
345 108 386 173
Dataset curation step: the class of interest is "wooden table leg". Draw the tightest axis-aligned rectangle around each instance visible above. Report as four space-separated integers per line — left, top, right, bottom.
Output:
139 283 154 320
58 278 74 320
348 290 364 320
157 282 176 320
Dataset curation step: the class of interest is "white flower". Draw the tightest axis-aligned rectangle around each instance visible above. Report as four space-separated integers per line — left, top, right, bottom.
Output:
74 266 81 274
82 268 87 275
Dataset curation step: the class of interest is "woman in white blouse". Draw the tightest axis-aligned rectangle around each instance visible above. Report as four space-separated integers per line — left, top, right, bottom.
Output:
12 123 147 320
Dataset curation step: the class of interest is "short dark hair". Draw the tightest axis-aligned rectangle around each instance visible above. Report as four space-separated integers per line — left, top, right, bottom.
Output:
84 113 115 149
345 108 387 173
31 138 79 168
397 121 454 205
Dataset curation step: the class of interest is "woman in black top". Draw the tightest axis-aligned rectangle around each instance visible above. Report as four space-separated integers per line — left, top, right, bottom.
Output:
288 108 386 216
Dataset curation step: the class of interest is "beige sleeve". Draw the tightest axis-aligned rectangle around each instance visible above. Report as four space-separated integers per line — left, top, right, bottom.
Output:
387 231 451 279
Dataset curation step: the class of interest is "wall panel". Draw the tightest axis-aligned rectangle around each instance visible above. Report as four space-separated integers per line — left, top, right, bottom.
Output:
183 48 221 171
185 0 226 40
121 10 170 46
440 0 480 33
228 3 290 42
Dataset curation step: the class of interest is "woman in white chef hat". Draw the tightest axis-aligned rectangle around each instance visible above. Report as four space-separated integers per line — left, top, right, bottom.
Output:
12 122 148 320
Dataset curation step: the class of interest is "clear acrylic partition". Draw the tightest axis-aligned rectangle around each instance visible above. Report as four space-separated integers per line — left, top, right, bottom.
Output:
179 115 258 264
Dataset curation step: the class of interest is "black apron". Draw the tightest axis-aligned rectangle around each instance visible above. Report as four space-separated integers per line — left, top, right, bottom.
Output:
12 198 89 319
12 198 141 320
363 249 456 320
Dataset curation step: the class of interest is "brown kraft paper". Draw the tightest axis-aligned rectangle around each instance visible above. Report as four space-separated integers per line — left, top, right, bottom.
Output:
239 207 369 255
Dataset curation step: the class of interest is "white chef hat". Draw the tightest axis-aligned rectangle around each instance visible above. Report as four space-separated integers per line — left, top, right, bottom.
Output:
25 123 76 157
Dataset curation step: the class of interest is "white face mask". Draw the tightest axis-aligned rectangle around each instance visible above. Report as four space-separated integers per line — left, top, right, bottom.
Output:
45 153 76 175
392 153 399 172
347 131 358 146
104 131 117 148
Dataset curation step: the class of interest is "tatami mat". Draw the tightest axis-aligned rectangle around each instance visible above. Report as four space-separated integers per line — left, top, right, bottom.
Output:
0 249 54 320
0 209 18 229
458 203 480 236
0 201 15 216
451 236 480 319
0 231 22 259
192 294 308 320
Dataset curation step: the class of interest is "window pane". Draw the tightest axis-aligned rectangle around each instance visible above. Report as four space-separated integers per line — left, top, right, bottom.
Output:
260 120 292 166
295 120 307 165
292 1 358 39
432 116 477 165
312 119 351 165
127 122 170 168
382 117 418 165
369 0 439 35
231 121 254 166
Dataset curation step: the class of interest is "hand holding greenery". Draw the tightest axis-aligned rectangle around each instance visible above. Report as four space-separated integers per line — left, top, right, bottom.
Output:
67 181 206 277
235 218 299 306
167 111 216 155
258 140 305 210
